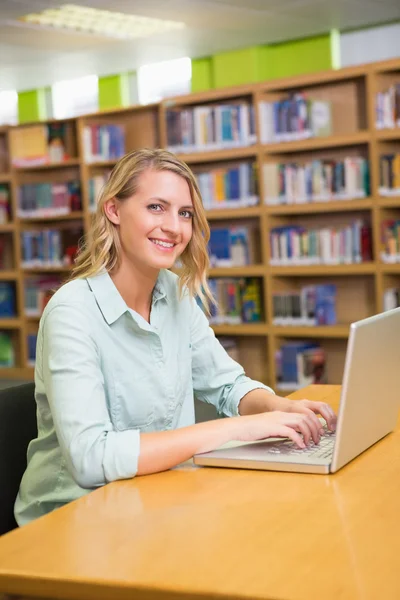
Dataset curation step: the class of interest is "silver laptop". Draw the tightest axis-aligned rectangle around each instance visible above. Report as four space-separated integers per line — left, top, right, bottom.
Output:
194 308 400 474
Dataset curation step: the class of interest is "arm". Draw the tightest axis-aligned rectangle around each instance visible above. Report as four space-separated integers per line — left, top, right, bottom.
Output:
188 299 336 437
42 303 142 489
239 388 337 432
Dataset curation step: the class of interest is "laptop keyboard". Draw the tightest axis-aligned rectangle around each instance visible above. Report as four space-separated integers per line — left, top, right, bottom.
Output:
265 428 336 460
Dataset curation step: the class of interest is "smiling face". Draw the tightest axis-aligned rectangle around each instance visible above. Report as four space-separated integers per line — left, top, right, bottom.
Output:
104 168 194 275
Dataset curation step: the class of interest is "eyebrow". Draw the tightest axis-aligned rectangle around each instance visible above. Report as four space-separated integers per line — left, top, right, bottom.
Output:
149 197 194 210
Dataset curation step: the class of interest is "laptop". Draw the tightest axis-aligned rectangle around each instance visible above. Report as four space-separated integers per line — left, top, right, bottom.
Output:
194 308 400 474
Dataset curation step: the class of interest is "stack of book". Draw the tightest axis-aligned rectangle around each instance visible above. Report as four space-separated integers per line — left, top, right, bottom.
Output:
273 284 337 326
383 288 400 311
11 123 69 167
375 85 400 129
259 95 332 143
0 185 10 223
269 221 372 265
379 154 400 196
166 103 256 152
209 225 258 267
263 157 370 205
276 342 327 390
88 173 111 212
21 229 80 267
27 333 37 367
18 181 81 217
204 277 262 324
381 219 400 263
0 333 15 367
196 162 258 209
0 282 16 317
83 125 125 163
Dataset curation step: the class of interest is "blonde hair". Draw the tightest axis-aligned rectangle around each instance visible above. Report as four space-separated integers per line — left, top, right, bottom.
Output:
71 148 214 309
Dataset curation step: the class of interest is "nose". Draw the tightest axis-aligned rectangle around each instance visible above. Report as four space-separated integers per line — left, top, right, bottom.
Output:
161 210 180 236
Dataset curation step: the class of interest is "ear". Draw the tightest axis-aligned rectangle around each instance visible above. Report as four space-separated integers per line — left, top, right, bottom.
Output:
104 197 120 225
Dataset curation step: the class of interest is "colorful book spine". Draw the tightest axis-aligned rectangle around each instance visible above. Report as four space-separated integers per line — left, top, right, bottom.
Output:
0 185 10 224
264 158 369 205
199 277 262 324
275 342 326 390
259 95 332 143
18 181 82 217
83 125 125 162
273 284 337 326
166 102 256 153
196 162 258 209
209 225 257 267
269 221 372 265
375 85 400 129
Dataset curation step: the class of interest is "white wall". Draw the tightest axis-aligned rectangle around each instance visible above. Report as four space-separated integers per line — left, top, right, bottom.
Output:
340 22 400 67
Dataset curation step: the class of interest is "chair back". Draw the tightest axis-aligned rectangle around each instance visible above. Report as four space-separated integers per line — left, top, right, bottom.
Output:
0 382 37 535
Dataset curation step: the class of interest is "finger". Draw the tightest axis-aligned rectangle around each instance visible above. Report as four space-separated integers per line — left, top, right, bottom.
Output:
277 425 306 449
312 402 337 431
300 401 335 433
293 419 312 446
295 408 321 444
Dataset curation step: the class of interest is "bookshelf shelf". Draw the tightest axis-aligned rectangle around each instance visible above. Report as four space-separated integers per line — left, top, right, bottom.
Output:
209 265 265 277
22 266 72 274
19 211 84 222
261 131 370 154
15 158 81 171
0 174 11 183
265 198 373 215
381 263 400 273
212 324 269 336
269 263 376 276
0 271 18 281
376 129 400 141
0 223 15 232
86 160 118 168
272 325 350 338
0 318 22 329
206 206 262 220
176 146 258 164
378 197 400 208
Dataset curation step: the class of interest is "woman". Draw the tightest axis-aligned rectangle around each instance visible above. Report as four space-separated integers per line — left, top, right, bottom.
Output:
15 148 336 526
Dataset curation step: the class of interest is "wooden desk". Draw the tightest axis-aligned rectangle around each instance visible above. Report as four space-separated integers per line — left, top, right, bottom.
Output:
0 385 399 600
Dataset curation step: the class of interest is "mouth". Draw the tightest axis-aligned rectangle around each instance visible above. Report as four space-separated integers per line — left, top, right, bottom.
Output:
149 238 177 252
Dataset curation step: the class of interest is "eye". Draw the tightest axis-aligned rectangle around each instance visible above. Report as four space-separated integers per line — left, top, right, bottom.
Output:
179 210 193 219
148 203 163 212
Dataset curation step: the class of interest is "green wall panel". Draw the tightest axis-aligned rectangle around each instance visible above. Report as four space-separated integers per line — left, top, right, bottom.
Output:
261 33 337 81
212 47 263 88
17 89 47 124
191 57 213 92
99 73 129 110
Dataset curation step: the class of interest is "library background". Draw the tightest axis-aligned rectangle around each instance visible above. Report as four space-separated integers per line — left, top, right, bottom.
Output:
0 2 399 398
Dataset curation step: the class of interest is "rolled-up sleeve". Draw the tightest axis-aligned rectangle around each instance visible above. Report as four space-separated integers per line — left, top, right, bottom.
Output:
41 303 140 488
190 299 274 417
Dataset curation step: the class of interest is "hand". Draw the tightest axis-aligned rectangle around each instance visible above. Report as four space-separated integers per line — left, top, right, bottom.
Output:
274 397 337 434
235 411 325 448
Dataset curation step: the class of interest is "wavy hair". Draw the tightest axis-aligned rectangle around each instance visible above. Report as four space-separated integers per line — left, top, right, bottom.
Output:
70 148 214 309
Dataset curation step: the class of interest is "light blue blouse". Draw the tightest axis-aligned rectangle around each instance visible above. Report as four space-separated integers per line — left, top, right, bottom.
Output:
15 269 272 525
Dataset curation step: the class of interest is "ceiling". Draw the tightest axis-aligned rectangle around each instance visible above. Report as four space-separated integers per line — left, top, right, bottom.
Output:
0 0 399 91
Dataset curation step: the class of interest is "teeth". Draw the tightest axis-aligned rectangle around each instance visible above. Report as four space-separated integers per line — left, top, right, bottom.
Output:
151 239 174 248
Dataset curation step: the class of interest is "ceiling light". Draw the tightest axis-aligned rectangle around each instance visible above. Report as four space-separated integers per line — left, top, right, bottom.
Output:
19 4 185 40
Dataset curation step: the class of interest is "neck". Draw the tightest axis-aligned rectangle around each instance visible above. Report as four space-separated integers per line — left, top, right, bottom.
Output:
110 257 160 321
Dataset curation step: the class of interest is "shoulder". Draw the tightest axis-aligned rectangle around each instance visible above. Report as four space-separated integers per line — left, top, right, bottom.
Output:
41 278 96 322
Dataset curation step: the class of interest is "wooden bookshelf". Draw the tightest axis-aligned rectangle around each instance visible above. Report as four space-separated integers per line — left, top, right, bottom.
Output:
1 57 400 390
